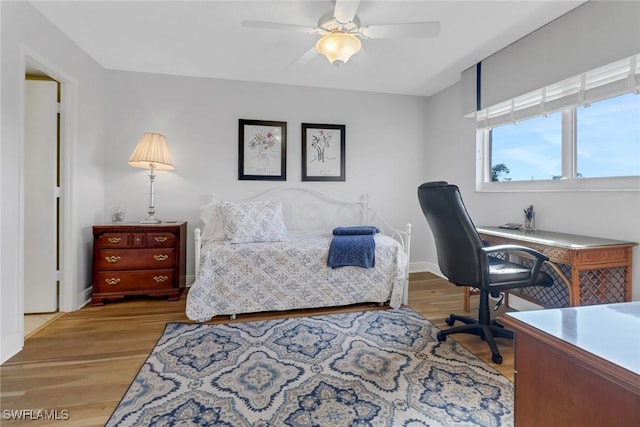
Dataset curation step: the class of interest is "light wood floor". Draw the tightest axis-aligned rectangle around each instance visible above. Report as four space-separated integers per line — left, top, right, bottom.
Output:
0 272 514 426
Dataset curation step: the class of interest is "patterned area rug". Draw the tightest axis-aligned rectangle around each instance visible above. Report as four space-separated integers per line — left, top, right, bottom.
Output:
107 308 513 426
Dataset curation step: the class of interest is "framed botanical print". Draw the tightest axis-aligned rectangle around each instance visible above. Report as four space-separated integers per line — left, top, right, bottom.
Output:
301 123 345 181
238 119 287 180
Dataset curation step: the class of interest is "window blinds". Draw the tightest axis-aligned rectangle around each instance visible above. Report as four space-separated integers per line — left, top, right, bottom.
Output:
476 54 640 129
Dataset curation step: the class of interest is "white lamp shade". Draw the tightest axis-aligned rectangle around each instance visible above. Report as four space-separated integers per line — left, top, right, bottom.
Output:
316 32 362 64
128 133 175 170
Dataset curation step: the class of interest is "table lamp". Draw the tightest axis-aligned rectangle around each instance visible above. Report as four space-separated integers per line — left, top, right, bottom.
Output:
128 132 174 224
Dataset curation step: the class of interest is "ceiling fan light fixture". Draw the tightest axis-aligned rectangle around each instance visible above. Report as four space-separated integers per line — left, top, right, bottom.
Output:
316 32 361 64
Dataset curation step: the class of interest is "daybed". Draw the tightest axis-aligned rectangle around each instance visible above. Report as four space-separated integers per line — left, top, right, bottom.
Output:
186 188 411 322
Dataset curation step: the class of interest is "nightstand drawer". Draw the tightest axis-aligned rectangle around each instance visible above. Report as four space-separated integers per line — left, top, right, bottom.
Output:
147 232 176 248
94 270 174 292
97 233 131 248
97 248 175 270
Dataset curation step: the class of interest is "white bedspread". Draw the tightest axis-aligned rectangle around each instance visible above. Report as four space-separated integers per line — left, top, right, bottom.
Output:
186 232 408 322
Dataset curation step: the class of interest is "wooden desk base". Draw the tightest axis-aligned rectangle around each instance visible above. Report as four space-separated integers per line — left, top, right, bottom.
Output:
477 227 636 308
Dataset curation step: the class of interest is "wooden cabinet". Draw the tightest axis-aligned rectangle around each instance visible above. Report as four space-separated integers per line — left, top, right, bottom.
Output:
501 303 640 427
91 222 186 306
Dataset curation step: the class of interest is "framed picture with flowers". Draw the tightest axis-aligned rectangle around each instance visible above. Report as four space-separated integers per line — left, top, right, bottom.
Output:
239 119 287 180
301 123 345 181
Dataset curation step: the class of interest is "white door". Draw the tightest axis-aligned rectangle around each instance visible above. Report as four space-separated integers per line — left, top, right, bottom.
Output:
24 79 59 313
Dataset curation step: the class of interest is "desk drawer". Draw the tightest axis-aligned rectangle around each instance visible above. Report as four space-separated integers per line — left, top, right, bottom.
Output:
94 270 174 292
96 249 175 270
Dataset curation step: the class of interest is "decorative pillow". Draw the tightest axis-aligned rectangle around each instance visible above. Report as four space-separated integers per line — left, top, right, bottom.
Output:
200 201 226 242
220 200 288 243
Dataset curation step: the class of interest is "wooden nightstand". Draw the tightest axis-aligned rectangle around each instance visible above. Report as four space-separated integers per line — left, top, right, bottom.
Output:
91 222 186 306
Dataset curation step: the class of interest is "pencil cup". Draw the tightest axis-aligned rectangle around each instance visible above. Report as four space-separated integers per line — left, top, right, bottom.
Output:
524 213 535 230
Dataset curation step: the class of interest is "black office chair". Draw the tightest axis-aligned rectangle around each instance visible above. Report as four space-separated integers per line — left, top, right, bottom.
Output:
417 181 553 364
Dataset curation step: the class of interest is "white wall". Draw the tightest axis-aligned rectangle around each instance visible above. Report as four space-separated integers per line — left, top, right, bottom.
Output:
423 81 640 300
1 1 106 363
103 70 430 278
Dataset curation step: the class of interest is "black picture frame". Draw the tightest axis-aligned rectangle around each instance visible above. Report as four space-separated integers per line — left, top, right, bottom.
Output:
238 119 287 181
301 123 345 181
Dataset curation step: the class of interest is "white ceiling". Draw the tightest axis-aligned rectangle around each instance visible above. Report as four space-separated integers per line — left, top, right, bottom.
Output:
28 0 585 96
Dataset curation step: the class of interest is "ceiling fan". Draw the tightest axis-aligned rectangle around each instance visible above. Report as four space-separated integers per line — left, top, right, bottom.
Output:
242 0 440 64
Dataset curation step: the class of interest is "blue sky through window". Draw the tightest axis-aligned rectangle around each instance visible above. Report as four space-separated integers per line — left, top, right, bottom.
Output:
577 93 640 178
490 93 640 181
491 112 562 181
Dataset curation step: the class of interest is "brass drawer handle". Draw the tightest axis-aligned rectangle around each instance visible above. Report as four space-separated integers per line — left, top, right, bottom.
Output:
153 275 169 283
153 254 169 261
154 236 168 243
107 237 122 244
105 256 121 263
105 278 120 285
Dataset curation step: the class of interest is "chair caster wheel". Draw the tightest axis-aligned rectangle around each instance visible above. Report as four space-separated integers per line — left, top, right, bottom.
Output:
445 315 455 326
492 354 503 364
437 331 447 342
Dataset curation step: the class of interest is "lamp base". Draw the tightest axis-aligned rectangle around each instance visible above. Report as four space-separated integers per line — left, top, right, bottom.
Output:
140 215 161 224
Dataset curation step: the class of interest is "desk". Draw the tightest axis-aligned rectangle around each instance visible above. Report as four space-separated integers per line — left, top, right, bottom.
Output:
501 302 640 427
477 226 637 308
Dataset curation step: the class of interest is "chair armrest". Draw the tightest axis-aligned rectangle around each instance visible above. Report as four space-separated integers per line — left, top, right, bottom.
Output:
480 244 549 287
481 244 549 262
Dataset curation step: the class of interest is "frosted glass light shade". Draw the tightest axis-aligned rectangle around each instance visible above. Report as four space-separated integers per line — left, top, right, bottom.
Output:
128 133 175 170
316 32 362 64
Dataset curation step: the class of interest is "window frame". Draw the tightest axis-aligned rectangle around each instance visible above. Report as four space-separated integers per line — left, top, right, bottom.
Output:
477 101 640 192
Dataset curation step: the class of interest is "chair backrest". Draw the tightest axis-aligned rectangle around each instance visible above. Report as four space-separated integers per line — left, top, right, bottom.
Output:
417 182 484 287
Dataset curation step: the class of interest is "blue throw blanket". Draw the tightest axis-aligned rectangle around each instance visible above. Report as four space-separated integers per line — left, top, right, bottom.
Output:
327 226 378 269
333 226 379 236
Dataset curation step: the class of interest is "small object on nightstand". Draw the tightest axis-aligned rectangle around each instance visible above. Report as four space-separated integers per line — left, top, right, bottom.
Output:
91 222 186 306
111 205 126 222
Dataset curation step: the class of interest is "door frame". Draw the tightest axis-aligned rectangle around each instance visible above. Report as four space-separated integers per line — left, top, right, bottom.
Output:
20 48 78 323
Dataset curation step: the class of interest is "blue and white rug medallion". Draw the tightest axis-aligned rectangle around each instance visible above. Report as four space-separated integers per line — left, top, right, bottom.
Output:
107 307 513 426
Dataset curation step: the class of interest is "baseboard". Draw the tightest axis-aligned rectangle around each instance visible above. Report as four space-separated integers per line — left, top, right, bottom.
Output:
409 261 442 276
1 332 23 364
79 285 92 309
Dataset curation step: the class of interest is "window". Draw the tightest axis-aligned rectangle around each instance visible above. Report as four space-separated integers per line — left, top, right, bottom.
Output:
477 54 640 191
490 112 562 181
576 93 640 179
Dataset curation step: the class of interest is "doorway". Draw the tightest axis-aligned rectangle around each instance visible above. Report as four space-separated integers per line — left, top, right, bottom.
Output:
23 73 61 323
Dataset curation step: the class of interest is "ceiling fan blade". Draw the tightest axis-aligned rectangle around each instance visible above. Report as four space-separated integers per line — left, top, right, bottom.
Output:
361 22 440 39
242 20 318 34
284 47 321 72
349 46 382 77
333 0 361 24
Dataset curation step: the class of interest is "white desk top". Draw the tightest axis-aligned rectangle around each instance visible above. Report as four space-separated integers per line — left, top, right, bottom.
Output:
505 302 640 375
477 226 637 249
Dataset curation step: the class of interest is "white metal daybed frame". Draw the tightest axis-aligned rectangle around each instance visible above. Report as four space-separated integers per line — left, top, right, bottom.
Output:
193 187 412 305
